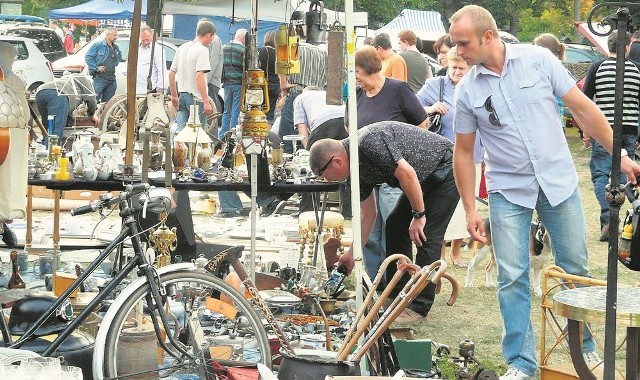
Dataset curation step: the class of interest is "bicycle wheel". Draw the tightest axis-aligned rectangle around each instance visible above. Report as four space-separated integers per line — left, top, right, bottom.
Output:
97 268 271 379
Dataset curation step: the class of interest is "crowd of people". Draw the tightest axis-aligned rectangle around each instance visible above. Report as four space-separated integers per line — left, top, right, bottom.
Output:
5 6 640 379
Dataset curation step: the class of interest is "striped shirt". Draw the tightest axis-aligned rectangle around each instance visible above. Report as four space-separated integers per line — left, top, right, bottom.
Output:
583 57 640 135
288 44 327 90
222 41 244 84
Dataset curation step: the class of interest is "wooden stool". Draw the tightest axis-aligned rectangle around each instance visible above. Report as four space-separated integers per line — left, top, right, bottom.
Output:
298 211 345 264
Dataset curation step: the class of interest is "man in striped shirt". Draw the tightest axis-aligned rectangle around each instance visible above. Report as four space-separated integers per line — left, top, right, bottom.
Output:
220 28 246 138
583 30 640 241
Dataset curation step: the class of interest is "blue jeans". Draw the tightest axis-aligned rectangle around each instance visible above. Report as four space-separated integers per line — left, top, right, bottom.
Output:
93 76 116 103
218 191 243 214
488 189 593 376
589 134 636 227
363 184 403 281
35 89 68 143
278 90 301 153
175 93 207 132
220 83 242 138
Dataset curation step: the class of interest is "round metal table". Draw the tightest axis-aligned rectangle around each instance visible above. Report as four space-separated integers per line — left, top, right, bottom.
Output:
553 286 640 379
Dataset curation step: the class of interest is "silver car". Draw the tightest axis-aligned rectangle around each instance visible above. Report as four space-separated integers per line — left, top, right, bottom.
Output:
0 35 54 93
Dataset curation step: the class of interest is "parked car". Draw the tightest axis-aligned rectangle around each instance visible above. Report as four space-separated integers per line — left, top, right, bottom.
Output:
1 25 66 62
565 43 605 64
51 31 179 95
0 35 54 92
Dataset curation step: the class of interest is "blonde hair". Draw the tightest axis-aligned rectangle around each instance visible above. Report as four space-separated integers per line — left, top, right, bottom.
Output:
450 5 499 40
534 33 565 61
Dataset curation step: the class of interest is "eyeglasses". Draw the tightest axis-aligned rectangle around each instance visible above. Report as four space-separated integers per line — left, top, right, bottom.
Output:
484 95 501 127
315 155 335 177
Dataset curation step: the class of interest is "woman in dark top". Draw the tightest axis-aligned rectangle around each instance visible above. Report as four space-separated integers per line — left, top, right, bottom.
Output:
355 46 428 128
258 31 280 123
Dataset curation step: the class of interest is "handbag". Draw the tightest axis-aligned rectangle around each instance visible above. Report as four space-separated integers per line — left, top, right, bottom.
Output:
428 77 445 134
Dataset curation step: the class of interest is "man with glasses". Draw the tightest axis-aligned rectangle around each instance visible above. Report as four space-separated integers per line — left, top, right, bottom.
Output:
308 121 459 323
449 5 640 380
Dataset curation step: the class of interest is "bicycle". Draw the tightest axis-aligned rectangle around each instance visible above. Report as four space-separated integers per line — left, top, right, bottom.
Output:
0 183 272 380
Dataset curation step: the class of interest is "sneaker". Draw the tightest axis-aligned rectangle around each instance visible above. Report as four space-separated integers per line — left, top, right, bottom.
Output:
1 222 17 248
499 367 534 380
583 351 602 365
394 308 426 324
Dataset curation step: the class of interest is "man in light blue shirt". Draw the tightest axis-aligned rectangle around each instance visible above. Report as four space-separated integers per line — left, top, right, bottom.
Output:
450 5 640 380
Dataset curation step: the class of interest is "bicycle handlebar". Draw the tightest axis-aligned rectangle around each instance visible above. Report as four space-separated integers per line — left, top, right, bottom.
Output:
70 203 99 216
70 183 152 216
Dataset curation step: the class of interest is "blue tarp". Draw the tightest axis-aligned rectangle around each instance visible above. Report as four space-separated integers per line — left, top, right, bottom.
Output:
49 0 147 21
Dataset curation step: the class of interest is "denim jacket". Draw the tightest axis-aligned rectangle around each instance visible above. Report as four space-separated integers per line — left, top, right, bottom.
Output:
85 39 122 75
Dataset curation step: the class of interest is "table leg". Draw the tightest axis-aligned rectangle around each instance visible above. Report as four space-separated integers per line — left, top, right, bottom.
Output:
25 185 33 251
628 327 640 380
52 189 61 290
567 319 596 380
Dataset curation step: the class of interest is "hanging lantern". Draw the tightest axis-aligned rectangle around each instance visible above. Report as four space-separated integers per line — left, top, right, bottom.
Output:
240 69 270 155
275 24 300 75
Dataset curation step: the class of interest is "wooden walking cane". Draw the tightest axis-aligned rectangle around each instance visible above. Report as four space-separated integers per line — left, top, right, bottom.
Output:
336 253 414 361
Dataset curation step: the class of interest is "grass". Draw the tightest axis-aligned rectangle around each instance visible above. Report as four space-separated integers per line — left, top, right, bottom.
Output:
400 131 638 379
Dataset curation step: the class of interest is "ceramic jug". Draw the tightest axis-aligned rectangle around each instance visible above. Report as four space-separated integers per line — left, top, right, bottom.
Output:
95 145 113 180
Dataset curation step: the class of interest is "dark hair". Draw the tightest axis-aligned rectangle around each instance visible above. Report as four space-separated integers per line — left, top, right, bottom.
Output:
373 33 392 50
608 30 631 53
433 34 453 54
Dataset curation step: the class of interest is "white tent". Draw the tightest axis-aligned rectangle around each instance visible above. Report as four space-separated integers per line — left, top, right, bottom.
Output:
376 9 446 50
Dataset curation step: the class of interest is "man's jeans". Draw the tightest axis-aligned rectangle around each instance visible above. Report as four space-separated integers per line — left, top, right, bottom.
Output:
35 89 68 143
278 90 301 153
93 76 116 103
220 83 242 138
207 83 222 136
363 184 403 281
488 189 593 376
175 93 207 132
218 191 243 214
590 134 636 227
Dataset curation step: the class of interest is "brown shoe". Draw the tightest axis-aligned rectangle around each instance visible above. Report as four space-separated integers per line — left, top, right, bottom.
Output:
394 308 426 324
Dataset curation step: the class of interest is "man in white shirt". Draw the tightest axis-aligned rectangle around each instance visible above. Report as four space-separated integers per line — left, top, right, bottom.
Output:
169 20 215 131
135 25 166 95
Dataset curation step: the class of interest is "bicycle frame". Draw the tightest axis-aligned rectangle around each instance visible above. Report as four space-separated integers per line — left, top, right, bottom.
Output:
1 192 177 359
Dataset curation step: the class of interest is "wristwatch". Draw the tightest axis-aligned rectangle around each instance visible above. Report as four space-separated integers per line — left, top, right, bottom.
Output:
621 148 628 157
412 209 426 219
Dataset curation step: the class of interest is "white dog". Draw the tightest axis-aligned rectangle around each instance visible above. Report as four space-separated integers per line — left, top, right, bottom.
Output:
464 218 552 297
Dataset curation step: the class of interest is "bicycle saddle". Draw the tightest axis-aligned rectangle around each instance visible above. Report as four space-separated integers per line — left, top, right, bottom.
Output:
8 296 73 337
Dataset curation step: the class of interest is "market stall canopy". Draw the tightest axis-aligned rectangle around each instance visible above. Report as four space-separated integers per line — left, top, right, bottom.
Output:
49 0 147 21
376 9 446 50
163 0 367 43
